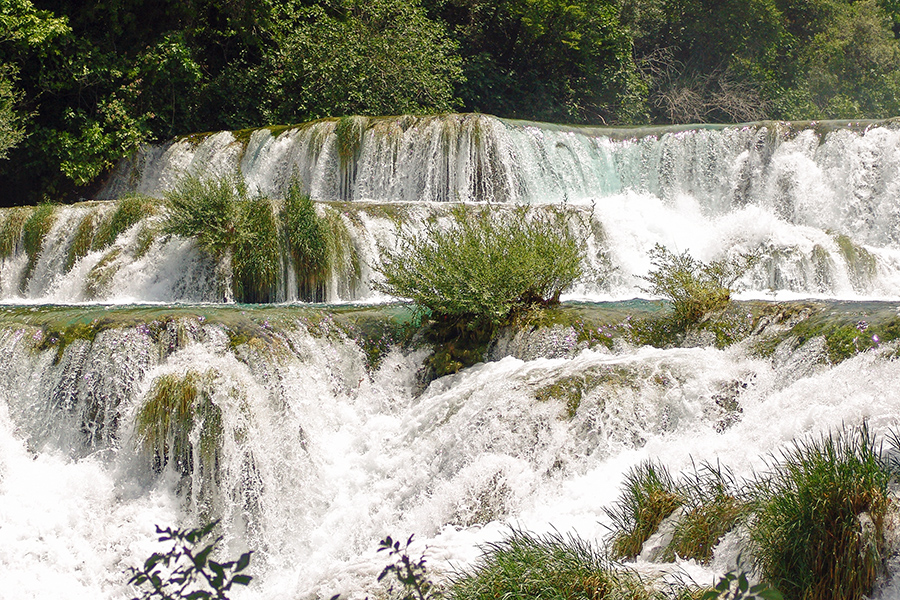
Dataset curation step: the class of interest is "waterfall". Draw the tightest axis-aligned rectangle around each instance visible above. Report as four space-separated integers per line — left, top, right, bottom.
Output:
3 114 900 600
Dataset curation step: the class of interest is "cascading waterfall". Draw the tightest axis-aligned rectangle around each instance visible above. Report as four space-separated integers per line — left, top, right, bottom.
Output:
2 115 900 600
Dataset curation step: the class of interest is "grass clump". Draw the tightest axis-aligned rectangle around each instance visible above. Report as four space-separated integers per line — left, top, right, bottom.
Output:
92 193 157 252
65 210 100 272
163 175 244 257
20 202 58 291
135 370 223 482
662 463 748 564
233 197 279 303
378 206 584 330
0 206 30 258
448 529 654 600
642 245 756 327
605 460 684 560
283 180 328 302
749 425 890 600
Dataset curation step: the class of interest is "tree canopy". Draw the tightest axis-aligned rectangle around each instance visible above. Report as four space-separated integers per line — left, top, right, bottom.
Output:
2 0 900 204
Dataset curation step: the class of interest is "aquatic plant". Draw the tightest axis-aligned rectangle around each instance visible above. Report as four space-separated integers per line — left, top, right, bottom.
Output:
93 193 157 252
20 202 58 290
662 463 748 563
84 248 122 299
448 529 654 600
749 424 890 600
283 180 328 302
135 370 223 482
377 206 584 330
642 244 757 326
128 520 252 600
605 460 684 560
0 206 29 258
233 197 279 303
163 175 243 256
65 210 100 272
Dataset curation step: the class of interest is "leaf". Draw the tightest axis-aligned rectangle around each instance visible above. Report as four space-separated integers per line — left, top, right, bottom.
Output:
231 574 253 586
235 551 252 572
194 543 215 568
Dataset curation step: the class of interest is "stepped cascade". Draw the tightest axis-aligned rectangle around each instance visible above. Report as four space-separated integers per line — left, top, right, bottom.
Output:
1 114 900 599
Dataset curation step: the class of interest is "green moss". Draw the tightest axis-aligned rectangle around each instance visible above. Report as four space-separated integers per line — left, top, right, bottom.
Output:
133 222 159 260
35 321 100 364
0 206 30 258
233 197 279 303
92 194 157 252
65 210 103 272
84 248 122 299
533 366 642 419
335 115 366 165
20 203 58 291
835 234 877 291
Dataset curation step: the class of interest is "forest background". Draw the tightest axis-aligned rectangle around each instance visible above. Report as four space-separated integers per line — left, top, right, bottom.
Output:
3 0 900 205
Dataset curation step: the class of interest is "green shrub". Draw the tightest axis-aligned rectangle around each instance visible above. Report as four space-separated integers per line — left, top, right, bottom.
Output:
163 175 243 256
377 206 584 330
448 529 654 600
749 425 890 600
283 180 328 302
642 245 756 326
701 571 783 600
605 460 684 560
93 193 157 252
128 520 252 600
663 463 748 564
233 197 279 303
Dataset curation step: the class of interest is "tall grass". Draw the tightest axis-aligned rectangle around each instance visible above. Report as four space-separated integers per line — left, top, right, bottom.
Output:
92 193 157 251
377 206 584 329
163 175 243 256
233 197 279 303
20 203 57 291
605 460 684 560
448 529 656 600
0 206 30 258
749 425 890 600
283 180 328 302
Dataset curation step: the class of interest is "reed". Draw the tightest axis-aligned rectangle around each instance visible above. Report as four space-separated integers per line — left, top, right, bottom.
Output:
233 197 279 303
283 180 328 302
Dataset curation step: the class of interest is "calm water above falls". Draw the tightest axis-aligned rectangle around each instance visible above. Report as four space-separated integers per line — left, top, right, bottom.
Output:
1 115 900 599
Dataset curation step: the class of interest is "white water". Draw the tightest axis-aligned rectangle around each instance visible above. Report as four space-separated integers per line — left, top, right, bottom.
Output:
2 114 900 599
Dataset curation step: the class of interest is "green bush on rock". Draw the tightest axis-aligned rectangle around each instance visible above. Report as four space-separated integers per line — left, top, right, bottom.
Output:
377 206 584 330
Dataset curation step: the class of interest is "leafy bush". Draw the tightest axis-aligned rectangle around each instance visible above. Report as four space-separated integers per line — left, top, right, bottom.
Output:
701 571 783 600
604 460 684 560
377 535 441 600
128 520 252 600
641 245 756 325
749 425 890 600
283 180 328 302
448 529 652 600
377 206 584 330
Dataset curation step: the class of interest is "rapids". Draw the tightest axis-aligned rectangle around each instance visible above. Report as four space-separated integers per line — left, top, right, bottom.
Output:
1 114 900 599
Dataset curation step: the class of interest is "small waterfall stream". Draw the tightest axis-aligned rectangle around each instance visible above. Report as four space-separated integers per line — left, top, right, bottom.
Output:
2 115 900 599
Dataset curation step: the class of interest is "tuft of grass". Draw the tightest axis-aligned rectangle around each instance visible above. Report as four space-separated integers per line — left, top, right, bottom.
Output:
233 197 279 303
163 175 243 256
377 206 584 331
92 193 157 252
20 203 58 291
642 244 757 326
749 424 890 600
65 210 100 272
135 370 223 480
605 461 684 559
0 206 30 258
662 463 748 564
448 529 656 600
84 248 122 299
605 460 684 560
283 179 328 302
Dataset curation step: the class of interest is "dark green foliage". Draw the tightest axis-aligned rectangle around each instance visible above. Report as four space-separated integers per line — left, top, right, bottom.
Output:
377 535 441 600
448 529 652 600
641 245 756 326
233 197 279 304
377 206 584 330
700 571 783 600
605 460 683 560
128 521 252 600
283 181 328 302
749 425 890 600
0 206 29 257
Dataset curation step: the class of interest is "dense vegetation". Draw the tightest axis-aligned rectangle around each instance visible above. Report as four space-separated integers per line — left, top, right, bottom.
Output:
3 0 900 203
